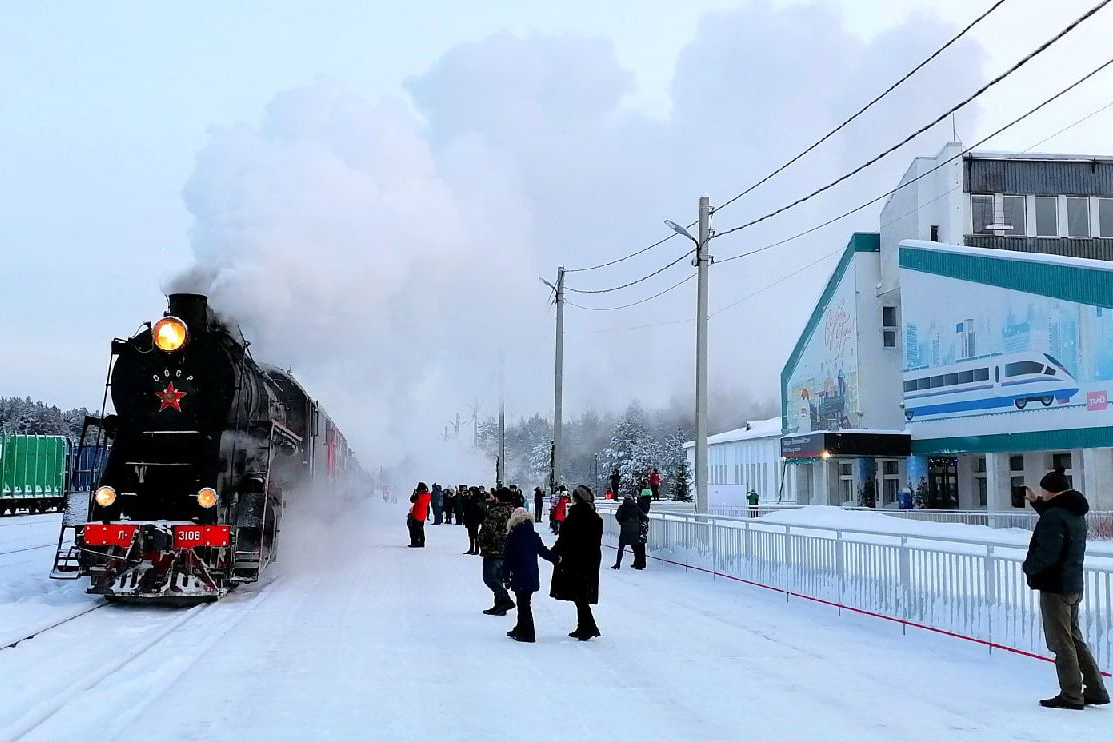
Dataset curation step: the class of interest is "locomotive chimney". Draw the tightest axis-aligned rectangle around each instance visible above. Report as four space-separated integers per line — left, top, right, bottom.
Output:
167 293 212 336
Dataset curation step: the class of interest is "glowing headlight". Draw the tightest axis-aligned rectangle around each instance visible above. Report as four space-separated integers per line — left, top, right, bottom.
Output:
153 316 188 352
197 487 217 509
94 486 116 507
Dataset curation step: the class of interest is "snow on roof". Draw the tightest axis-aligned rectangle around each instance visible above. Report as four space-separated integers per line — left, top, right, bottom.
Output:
683 416 782 449
968 150 1113 164
901 239 1113 274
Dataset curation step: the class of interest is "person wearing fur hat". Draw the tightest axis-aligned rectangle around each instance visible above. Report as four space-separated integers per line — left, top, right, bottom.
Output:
1023 466 1109 710
478 488 516 615
550 485 604 640
499 507 556 643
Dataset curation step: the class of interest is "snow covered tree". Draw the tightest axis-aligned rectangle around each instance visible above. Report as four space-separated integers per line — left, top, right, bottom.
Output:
602 403 652 496
661 428 692 501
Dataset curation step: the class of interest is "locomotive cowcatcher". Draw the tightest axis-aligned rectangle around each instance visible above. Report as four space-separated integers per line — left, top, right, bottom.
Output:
51 293 353 601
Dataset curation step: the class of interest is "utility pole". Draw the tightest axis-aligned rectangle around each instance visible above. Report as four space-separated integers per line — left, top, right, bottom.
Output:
454 412 461 438
498 352 506 487
552 266 565 493
695 196 712 514
468 399 479 448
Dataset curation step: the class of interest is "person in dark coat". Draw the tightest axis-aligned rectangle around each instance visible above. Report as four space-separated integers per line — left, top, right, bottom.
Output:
609 469 621 500
534 487 545 523
632 492 651 569
443 486 455 525
430 483 444 525
499 507 556 642
550 484 603 640
463 487 486 554
478 488 515 615
1023 467 1109 710
456 488 467 526
611 495 640 569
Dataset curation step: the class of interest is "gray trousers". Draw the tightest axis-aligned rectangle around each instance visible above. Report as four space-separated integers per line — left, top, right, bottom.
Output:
1039 592 1108 703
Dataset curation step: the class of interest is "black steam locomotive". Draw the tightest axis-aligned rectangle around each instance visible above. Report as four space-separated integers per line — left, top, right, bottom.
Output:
51 293 357 600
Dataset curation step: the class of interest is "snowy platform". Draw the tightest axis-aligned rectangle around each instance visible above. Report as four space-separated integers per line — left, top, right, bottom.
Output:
0 503 1109 741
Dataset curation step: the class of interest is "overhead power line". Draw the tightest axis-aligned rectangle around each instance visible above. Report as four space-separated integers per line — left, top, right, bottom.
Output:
712 0 1112 240
562 247 695 294
565 274 695 311
1022 97 1113 152
564 232 680 274
713 0 1011 216
715 48 1113 250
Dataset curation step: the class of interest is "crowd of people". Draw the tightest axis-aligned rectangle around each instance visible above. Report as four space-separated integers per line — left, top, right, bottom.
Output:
398 464 1110 709
404 481 614 643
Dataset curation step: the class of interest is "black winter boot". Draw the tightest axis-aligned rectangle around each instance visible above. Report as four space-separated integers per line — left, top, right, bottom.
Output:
1039 696 1084 710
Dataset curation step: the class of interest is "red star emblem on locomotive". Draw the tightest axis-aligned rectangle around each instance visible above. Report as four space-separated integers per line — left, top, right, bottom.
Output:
155 381 187 412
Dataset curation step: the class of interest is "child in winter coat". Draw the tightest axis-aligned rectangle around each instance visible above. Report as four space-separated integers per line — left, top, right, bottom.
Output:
500 507 556 643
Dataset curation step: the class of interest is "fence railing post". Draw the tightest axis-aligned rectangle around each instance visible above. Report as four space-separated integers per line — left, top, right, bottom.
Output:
899 536 911 635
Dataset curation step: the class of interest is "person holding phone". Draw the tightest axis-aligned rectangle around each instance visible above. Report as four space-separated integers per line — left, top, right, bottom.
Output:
1022 467 1109 710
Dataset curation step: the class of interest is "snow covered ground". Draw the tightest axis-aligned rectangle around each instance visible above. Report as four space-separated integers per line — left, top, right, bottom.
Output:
0 502 1109 741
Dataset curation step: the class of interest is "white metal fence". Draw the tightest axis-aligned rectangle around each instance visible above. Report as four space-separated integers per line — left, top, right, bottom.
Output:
705 504 1113 540
602 510 1113 671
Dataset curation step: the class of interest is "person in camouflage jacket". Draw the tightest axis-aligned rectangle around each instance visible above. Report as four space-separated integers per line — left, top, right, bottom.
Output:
479 488 515 615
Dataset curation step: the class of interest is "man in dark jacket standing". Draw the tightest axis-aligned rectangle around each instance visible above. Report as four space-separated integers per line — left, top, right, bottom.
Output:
533 487 545 523
611 495 640 569
500 507 556 642
1023 467 1109 710
609 469 621 500
478 488 515 615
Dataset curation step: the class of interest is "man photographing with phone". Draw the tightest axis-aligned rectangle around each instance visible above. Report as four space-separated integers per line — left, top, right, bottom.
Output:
1022 467 1109 710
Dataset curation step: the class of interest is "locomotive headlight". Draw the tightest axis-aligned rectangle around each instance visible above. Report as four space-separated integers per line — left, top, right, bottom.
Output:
153 316 188 352
196 487 217 509
94 486 116 507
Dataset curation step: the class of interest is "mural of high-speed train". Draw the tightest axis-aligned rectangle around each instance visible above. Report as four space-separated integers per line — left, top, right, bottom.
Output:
903 352 1080 421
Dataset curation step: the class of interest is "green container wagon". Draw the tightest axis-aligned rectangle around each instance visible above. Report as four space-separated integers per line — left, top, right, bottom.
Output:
0 434 69 515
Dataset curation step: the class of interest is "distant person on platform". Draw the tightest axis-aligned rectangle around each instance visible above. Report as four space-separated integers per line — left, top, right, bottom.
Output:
430 483 444 525
408 482 431 548
612 494 640 570
633 490 651 570
478 488 515 616
649 468 661 500
534 487 545 523
1023 467 1109 710
550 485 604 640
443 486 456 525
500 507 556 643
463 487 485 555
456 487 467 526
747 488 760 518
510 485 525 509
610 469 621 500
551 487 570 535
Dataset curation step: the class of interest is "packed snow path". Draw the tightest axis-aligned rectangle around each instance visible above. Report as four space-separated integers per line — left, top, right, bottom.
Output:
0 502 1109 741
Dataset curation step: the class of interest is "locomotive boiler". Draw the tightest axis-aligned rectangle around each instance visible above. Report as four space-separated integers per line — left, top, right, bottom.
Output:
51 293 356 600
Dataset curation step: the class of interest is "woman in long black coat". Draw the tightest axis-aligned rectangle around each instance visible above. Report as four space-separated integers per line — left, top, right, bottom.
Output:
550 485 604 640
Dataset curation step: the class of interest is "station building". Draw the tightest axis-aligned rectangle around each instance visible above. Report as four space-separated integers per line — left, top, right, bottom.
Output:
779 145 1113 511
683 417 795 509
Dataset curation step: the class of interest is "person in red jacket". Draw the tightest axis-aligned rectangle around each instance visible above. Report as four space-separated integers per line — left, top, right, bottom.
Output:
408 482 431 548
649 468 662 501
552 488 571 534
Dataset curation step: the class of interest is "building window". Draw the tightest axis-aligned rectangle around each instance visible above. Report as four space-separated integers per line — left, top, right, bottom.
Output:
971 194 994 235
1034 196 1058 237
1009 455 1024 472
882 306 898 348
838 462 854 504
1067 197 1090 237
930 224 940 241
1051 452 1074 489
973 456 988 508
1002 195 1026 236
881 460 900 506
1099 198 1113 238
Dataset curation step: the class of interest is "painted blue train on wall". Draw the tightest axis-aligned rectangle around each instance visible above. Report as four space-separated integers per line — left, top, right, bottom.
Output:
903 351 1080 421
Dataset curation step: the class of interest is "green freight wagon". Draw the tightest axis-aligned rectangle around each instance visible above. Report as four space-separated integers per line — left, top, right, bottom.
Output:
0 434 69 515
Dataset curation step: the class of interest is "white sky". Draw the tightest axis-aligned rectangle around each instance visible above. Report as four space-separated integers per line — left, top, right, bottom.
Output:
2 0 1112 459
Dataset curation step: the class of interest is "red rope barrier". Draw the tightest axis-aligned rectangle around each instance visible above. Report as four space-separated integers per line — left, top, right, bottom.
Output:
604 543 1112 677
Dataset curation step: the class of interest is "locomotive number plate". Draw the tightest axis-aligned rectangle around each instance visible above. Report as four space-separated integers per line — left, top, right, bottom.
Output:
173 525 231 549
83 524 139 547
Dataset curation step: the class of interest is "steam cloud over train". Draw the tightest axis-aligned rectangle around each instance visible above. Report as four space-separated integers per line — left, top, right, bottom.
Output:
52 293 361 600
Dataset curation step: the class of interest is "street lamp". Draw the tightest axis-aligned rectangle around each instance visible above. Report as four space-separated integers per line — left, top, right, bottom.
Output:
665 220 697 243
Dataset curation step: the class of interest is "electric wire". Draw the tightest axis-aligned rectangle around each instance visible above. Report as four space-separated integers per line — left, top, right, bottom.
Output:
564 232 680 273
1022 97 1113 152
716 50 1113 261
565 274 695 311
712 0 1112 240
563 247 696 294
712 0 1011 216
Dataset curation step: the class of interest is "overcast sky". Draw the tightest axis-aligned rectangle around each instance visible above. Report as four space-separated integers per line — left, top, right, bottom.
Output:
2 0 1112 466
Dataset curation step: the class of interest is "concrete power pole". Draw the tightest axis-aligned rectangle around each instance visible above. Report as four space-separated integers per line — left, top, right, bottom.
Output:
695 196 712 514
498 353 506 487
552 266 566 494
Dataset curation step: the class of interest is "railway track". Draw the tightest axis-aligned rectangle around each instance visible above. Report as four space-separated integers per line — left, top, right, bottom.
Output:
1 577 280 741
0 601 109 651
